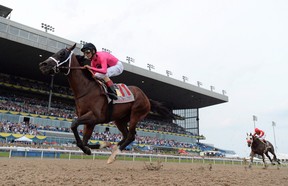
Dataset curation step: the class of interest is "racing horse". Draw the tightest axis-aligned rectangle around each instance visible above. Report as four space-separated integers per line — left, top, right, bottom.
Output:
39 44 176 164
246 133 280 168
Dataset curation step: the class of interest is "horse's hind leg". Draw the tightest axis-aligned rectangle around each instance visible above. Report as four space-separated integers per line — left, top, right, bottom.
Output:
107 118 129 164
114 118 129 147
265 152 274 165
108 117 142 164
270 150 281 165
117 116 141 152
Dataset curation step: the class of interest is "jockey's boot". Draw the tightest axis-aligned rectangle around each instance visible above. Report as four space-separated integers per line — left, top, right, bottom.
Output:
107 84 118 100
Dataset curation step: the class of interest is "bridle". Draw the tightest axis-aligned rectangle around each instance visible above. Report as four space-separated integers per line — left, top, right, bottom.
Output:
48 49 74 75
246 134 253 146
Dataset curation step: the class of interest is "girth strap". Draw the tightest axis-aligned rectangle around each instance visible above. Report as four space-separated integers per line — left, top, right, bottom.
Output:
106 100 114 122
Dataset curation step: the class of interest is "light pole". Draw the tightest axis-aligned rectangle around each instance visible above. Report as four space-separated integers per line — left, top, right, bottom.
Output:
41 23 55 33
222 90 226 95
80 40 87 46
272 121 277 152
210 86 215 92
48 75 54 111
182 76 188 82
126 56 135 64
147 63 155 71
166 70 172 77
102 48 112 53
197 81 202 87
252 115 257 129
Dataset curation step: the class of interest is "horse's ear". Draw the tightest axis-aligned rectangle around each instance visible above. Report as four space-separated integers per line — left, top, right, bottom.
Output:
67 43 76 51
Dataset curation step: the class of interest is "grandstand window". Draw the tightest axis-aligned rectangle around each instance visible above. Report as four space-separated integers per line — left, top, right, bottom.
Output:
48 39 57 48
0 22 7 32
174 109 198 135
19 29 29 39
8 26 19 36
29 33 38 42
38 36 47 44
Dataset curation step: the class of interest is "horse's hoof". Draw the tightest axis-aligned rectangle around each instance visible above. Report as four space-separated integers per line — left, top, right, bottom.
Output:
107 157 115 164
83 146 91 155
107 148 121 164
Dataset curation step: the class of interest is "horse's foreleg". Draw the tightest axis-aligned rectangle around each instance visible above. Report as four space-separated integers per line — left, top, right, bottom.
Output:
262 154 268 168
71 119 84 149
83 124 96 146
249 152 255 168
71 111 96 155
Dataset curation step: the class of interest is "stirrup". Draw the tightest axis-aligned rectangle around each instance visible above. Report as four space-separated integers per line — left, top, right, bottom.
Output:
107 85 118 100
107 92 118 100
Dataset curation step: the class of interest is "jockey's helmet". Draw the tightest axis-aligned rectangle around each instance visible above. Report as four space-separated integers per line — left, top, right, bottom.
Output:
81 43 97 53
255 128 260 133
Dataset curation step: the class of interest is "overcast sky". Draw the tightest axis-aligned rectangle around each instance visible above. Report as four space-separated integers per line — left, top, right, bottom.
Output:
2 0 288 157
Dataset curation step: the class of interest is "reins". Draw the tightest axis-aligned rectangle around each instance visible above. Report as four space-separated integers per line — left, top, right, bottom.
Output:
59 66 86 70
49 50 87 75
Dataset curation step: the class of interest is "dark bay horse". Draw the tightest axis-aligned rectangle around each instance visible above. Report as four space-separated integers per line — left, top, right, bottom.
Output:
246 133 280 168
39 44 176 163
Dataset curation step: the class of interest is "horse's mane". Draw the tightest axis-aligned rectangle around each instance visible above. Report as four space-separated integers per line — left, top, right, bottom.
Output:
74 54 96 82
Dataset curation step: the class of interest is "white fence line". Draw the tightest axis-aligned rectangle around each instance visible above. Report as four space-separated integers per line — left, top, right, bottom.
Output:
0 146 270 166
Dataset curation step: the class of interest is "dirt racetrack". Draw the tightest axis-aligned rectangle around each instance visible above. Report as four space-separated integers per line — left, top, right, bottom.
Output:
0 158 287 186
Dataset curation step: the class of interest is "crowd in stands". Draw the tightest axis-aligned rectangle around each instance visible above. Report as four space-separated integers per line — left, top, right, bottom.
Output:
0 73 208 153
138 119 195 136
0 121 38 136
0 120 200 152
0 93 76 119
1 73 193 135
0 73 72 96
0 89 193 135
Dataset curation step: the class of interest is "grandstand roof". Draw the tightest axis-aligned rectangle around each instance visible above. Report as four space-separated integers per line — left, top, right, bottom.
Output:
0 5 12 18
0 17 228 109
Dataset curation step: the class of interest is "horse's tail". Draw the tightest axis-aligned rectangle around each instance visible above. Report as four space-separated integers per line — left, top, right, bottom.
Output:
149 99 180 120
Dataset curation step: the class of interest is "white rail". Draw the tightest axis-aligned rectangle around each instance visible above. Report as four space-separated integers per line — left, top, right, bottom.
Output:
0 146 269 166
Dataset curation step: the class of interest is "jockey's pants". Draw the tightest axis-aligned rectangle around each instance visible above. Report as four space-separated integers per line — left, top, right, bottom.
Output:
94 61 124 79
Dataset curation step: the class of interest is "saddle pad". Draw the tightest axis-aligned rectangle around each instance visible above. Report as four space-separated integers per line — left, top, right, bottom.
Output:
110 83 135 104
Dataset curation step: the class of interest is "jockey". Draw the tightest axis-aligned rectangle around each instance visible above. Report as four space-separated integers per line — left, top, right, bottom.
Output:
81 43 124 100
253 128 266 143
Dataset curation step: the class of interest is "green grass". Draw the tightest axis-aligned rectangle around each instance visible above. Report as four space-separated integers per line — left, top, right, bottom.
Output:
1 151 276 167
0 151 9 157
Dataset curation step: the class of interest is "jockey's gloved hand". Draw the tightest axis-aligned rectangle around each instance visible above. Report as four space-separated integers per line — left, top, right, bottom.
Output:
76 55 91 66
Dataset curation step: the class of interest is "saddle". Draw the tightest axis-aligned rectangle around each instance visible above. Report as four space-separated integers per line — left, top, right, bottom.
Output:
98 80 135 103
86 69 134 103
258 138 271 152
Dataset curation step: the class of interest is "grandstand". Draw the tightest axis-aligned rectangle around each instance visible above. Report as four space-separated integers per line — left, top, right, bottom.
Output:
0 5 234 156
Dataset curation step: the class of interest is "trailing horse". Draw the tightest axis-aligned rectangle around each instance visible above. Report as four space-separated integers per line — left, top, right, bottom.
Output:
39 44 176 164
246 133 280 168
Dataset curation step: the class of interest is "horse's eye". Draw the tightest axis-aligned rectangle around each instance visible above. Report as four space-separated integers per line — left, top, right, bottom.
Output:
60 51 66 57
